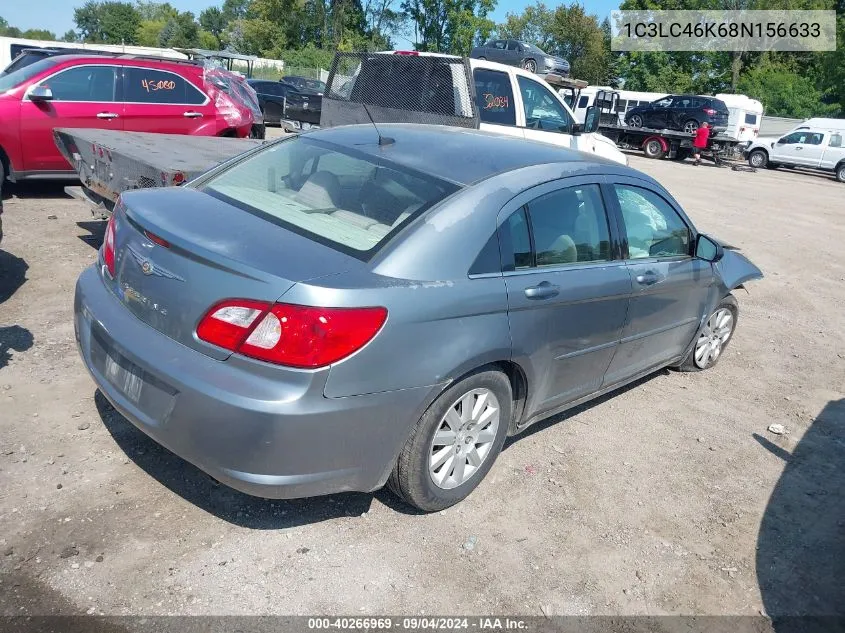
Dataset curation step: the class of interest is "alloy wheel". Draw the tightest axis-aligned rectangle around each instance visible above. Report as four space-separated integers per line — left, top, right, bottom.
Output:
684 120 700 134
694 308 734 369
428 388 500 490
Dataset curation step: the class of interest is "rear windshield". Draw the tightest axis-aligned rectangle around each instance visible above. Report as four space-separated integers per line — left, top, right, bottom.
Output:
198 136 457 259
0 56 59 90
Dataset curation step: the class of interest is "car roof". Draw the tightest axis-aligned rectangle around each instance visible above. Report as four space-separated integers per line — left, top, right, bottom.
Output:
33 53 202 70
304 124 624 186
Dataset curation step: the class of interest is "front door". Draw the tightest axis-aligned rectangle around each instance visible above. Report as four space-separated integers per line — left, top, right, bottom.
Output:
501 179 631 417
514 74 578 149
603 181 714 385
121 66 213 135
19 64 123 172
644 96 672 129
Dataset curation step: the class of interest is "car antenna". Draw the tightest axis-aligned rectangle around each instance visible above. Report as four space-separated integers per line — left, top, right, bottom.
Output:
361 102 394 146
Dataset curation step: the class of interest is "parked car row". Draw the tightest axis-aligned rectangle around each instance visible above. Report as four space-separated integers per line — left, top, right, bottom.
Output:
0 52 263 184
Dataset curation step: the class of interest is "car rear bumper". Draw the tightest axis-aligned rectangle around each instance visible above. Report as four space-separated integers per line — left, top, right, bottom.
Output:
74 264 437 499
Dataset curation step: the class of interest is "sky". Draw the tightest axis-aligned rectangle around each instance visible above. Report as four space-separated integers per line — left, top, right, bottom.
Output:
3 0 620 44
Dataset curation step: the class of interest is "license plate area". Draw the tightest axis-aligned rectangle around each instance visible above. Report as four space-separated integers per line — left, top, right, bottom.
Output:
104 352 144 404
89 325 178 421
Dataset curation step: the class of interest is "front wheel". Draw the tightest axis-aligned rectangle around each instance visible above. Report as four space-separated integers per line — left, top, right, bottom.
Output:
748 149 768 169
522 58 537 73
678 295 738 372
836 163 845 183
388 368 512 512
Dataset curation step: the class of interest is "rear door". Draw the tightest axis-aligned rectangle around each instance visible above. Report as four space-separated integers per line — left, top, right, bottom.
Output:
488 40 508 63
121 66 213 135
473 67 525 139
501 178 631 415
668 95 694 130
603 179 714 384
506 40 523 66
820 133 843 169
19 63 123 172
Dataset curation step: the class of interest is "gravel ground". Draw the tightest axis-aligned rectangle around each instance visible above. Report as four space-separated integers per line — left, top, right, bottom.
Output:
0 152 842 618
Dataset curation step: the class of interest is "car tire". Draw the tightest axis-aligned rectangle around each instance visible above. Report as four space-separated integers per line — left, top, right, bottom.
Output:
643 138 665 159
522 59 537 73
748 149 768 169
678 294 738 372
836 163 845 183
683 119 699 134
388 368 512 512
0 158 5 245
628 114 643 128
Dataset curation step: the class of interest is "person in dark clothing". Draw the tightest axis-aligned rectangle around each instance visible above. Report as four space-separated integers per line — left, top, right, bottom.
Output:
693 122 710 166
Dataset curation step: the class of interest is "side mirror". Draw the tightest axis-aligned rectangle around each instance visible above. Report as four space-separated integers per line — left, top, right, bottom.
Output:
29 85 53 101
695 233 724 263
582 105 600 134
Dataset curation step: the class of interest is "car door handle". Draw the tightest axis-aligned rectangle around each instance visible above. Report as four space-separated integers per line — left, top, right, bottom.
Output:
795 146 803 150
635 272 660 286
183 111 203 118
96 112 119 119
524 281 560 299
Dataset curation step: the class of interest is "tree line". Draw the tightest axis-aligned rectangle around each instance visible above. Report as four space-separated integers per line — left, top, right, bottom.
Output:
1 0 842 117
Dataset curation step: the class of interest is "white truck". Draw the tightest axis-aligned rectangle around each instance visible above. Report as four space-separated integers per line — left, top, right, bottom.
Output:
745 128 845 183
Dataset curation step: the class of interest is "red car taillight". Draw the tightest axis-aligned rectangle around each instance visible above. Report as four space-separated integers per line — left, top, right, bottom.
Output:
703 108 717 115
103 214 116 277
197 300 388 368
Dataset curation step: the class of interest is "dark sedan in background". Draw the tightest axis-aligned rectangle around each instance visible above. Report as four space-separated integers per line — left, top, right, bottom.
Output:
625 95 729 134
246 78 321 128
470 39 570 76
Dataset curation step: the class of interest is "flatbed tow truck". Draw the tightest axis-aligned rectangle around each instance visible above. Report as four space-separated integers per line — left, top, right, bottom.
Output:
588 89 743 161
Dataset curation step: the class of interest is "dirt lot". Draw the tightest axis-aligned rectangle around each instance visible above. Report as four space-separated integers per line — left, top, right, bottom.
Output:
0 153 842 619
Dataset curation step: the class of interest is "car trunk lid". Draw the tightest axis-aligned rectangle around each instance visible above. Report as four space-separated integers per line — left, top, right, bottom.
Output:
105 187 363 360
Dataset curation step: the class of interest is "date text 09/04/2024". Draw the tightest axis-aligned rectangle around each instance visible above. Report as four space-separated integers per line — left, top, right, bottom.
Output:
307 617 528 630
620 21 822 39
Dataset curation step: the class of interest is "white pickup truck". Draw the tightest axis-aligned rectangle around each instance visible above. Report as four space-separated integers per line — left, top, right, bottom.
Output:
745 128 845 183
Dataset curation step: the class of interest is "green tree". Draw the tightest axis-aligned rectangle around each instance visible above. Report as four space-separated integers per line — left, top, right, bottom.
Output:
402 0 496 54
74 1 142 44
135 1 178 21
199 7 227 48
738 59 838 118
61 29 79 42
497 2 554 51
157 11 199 47
136 19 166 46
21 29 57 40
222 0 251 22
0 16 23 37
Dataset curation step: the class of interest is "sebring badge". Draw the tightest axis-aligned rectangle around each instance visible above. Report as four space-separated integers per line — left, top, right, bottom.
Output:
126 246 185 282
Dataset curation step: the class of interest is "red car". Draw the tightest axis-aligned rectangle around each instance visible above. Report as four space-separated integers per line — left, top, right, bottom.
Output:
0 55 262 183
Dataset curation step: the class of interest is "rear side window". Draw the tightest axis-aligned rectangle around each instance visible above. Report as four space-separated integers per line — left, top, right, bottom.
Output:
199 137 457 259
474 68 516 126
830 134 842 148
124 67 206 105
39 65 118 102
501 184 611 270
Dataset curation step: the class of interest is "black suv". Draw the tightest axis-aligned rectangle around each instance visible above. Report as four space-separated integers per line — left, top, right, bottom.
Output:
624 95 729 134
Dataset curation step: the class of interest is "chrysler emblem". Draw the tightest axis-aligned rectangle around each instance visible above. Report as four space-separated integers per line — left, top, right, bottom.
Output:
126 246 185 282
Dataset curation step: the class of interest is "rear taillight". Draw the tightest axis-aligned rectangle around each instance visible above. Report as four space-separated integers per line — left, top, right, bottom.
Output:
703 108 717 115
103 214 116 277
196 300 387 368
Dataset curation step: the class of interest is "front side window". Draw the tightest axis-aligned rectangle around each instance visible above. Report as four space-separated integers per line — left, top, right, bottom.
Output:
613 185 690 259
37 65 117 102
516 75 573 134
474 68 516 126
807 133 824 145
490 40 507 50
198 137 456 258
124 67 206 105
502 184 611 269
